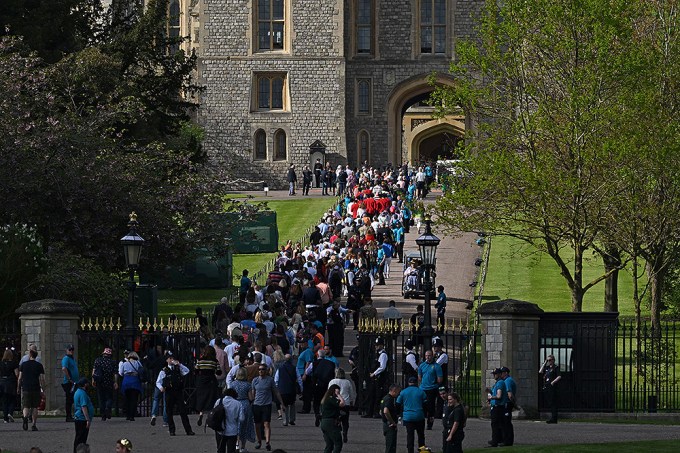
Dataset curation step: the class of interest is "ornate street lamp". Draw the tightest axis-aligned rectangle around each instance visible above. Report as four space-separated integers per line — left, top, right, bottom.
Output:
120 212 145 330
415 215 440 352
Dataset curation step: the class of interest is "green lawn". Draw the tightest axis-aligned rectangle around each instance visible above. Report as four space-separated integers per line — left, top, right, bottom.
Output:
468 440 677 453
480 235 637 316
157 197 335 318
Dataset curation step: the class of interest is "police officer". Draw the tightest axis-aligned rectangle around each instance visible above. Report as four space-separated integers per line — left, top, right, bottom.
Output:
402 339 419 384
540 355 561 424
487 368 507 447
433 338 449 419
381 384 401 453
501 366 516 446
156 352 194 436
362 337 388 418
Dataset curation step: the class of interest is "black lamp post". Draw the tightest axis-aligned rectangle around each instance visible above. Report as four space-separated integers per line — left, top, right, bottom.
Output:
416 215 440 353
120 212 145 331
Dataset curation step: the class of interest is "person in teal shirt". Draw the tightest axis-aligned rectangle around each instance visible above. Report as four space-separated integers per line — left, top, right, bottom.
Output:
396 376 427 453
487 368 508 447
61 344 79 421
72 378 94 453
418 350 442 430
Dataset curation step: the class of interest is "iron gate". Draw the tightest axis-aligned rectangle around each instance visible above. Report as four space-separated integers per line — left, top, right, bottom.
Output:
77 317 202 418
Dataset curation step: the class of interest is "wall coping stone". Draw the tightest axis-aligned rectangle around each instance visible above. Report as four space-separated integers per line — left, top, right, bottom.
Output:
15 299 82 316
477 299 544 316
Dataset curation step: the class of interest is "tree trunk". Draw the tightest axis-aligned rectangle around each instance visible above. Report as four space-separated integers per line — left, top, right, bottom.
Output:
571 246 584 312
647 259 666 334
602 247 621 312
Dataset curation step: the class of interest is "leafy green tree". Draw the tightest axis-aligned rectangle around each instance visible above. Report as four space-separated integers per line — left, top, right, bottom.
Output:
0 2 249 317
431 0 641 311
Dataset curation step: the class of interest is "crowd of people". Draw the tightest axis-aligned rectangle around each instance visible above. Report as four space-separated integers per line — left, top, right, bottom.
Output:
1 160 465 453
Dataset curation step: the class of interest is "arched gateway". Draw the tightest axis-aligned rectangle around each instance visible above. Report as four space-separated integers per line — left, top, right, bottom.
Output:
386 74 467 166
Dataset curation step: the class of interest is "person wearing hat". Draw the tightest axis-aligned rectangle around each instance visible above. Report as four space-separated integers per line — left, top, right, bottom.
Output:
92 347 118 421
402 339 419 382
486 368 508 447
500 367 516 446
396 376 427 453
156 352 194 436
61 344 79 422
432 337 449 420
287 163 297 196
363 336 388 419
72 377 94 453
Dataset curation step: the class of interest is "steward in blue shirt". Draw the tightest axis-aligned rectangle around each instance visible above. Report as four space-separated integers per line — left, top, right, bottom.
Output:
501 366 516 446
418 350 442 430
72 378 94 453
396 376 427 453
487 368 508 447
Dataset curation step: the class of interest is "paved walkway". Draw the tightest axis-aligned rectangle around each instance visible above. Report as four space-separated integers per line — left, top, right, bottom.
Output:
3 189 677 452
2 415 678 453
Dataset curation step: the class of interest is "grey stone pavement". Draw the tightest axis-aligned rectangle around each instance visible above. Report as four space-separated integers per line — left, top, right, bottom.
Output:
3 189 679 452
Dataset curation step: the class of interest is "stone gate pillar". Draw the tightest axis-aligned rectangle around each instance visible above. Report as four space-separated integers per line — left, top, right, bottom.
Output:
478 299 543 418
16 299 81 414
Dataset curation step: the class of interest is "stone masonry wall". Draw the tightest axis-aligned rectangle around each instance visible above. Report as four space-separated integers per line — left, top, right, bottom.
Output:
198 0 484 188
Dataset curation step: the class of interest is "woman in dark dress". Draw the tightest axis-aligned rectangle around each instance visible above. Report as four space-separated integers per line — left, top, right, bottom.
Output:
319 384 346 453
195 345 221 427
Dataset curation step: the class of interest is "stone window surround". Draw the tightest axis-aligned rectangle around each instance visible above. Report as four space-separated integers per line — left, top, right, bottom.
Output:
251 71 289 112
413 0 455 58
253 126 291 161
357 129 370 167
355 77 373 116
273 128 287 160
254 128 267 160
349 0 378 58
251 0 292 55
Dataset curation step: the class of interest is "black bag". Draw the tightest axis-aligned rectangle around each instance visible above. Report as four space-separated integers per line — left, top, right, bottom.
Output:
206 397 226 431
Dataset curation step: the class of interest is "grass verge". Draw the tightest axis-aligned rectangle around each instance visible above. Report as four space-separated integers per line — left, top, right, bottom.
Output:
481 235 636 316
157 197 335 318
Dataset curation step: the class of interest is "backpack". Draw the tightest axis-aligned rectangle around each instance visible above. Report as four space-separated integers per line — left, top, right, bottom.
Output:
206 397 226 431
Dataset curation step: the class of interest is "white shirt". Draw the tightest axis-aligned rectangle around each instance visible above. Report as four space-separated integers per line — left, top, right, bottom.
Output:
405 350 418 372
372 350 388 376
328 378 357 406
156 363 190 391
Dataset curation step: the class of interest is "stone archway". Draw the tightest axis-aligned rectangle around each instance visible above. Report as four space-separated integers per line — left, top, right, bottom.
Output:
408 119 465 163
386 73 464 166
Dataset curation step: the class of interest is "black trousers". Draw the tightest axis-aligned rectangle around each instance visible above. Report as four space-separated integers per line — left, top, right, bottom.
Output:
490 405 503 446
502 403 514 445
383 422 398 453
424 389 439 423
124 389 139 419
443 430 464 453
73 420 89 453
62 383 73 419
544 385 558 421
327 323 344 357
404 419 425 453
166 389 192 435
215 432 238 453
301 378 313 412
366 377 386 416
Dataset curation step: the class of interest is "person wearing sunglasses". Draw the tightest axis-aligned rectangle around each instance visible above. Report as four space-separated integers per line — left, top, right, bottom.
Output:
539 355 561 424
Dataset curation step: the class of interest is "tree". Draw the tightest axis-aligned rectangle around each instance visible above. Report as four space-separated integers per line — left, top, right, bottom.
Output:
430 0 640 311
0 2 252 316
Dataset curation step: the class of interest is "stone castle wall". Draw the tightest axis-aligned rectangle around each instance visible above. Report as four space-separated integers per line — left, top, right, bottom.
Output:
198 0 484 188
